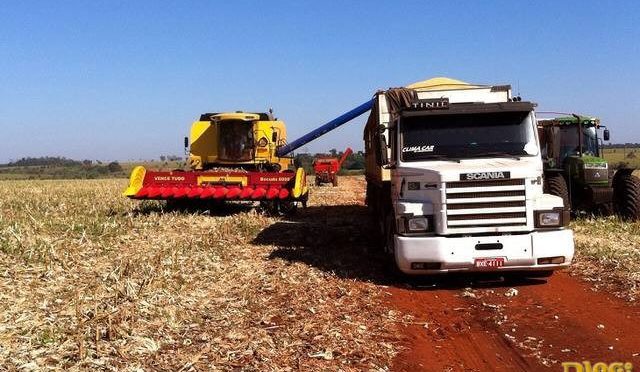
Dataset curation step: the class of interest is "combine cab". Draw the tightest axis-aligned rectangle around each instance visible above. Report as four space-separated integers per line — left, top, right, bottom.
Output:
124 112 308 215
313 147 352 186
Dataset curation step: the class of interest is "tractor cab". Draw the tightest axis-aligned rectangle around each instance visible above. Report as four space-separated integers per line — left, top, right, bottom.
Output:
537 115 610 187
537 114 640 220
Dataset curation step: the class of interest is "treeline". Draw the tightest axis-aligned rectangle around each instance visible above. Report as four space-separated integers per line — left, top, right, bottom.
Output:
0 157 124 179
602 143 640 149
0 152 366 180
7 156 83 167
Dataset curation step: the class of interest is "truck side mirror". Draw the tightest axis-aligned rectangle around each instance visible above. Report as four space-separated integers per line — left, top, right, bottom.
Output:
603 129 610 141
184 137 189 149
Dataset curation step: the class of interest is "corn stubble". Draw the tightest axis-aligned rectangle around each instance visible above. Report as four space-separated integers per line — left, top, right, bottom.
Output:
1 176 638 370
570 216 640 300
0 177 398 371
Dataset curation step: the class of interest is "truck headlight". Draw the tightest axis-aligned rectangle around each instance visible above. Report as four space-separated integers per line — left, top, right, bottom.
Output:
407 217 429 232
398 215 434 235
534 208 569 227
539 212 560 226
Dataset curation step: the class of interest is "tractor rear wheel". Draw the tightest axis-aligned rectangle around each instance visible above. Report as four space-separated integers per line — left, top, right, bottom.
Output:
544 174 570 209
613 173 640 220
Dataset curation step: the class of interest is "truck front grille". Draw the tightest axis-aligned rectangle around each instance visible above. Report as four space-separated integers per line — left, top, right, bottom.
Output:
445 179 527 228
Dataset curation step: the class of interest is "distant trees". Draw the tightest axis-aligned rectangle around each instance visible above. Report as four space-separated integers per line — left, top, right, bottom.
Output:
341 151 365 170
159 155 182 162
2 156 125 179
107 162 123 173
294 153 314 173
602 143 640 149
8 156 81 167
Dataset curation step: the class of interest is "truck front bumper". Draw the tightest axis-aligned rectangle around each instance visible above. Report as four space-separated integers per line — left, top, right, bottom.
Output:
394 229 574 274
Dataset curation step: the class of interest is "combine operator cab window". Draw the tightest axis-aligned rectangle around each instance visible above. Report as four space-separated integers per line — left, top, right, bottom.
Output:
219 120 254 161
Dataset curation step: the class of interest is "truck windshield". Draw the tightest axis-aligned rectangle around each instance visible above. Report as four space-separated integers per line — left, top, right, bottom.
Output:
400 111 538 162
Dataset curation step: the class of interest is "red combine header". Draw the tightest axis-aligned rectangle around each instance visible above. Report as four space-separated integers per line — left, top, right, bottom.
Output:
313 147 352 186
127 167 305 201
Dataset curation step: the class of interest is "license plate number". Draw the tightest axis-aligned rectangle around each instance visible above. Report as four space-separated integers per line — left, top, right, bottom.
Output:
474 257 505 269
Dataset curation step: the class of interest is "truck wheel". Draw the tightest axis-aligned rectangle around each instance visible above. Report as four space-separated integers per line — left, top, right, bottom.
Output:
544 174 570 209
332 177 338 187
383 212 395 256
383 212 405 277
613 173 640 220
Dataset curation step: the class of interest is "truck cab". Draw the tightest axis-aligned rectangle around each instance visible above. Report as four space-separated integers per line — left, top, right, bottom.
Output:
365 77 575 275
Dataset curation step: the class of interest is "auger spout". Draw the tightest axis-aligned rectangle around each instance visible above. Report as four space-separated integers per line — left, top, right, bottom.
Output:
276 99 373 157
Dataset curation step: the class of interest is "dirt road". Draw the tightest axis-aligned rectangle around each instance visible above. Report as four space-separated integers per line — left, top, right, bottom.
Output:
388 267 640 371
303 176 640 371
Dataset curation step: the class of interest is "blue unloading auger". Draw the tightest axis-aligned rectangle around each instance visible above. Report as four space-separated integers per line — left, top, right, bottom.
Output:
276 99 374 157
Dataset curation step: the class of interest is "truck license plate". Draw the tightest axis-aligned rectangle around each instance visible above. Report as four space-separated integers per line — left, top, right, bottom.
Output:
474 257 505 269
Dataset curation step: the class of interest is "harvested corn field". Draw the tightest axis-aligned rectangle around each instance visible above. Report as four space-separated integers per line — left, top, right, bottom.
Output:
2 176 640 371
0 177 398 370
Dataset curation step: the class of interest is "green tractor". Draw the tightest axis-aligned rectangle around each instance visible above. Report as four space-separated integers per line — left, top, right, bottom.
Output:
537 114 640 220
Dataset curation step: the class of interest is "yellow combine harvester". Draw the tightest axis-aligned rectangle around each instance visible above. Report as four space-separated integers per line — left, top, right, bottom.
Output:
124 111 308 215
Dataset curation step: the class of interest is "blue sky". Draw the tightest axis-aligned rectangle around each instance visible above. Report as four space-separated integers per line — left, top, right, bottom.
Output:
1 1 638 162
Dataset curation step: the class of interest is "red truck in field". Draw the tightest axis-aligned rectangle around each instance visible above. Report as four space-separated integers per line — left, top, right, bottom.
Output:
313 148 352 186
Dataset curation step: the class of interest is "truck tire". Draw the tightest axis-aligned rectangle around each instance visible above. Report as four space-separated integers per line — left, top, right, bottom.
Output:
544 174 570 209
613 173 640 220
383 212 395 256
383 211 405 277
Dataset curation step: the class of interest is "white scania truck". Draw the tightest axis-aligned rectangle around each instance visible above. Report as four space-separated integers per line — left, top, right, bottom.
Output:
364 77 574 275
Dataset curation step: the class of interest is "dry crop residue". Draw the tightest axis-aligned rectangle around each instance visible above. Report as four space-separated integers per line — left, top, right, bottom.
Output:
2 176 640 371
0 177 398 370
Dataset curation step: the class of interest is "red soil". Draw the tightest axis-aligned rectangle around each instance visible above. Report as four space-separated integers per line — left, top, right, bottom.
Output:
387 272 640 371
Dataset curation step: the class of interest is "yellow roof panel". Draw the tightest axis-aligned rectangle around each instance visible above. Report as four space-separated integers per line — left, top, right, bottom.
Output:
210 113 260 121
405 77 484 91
